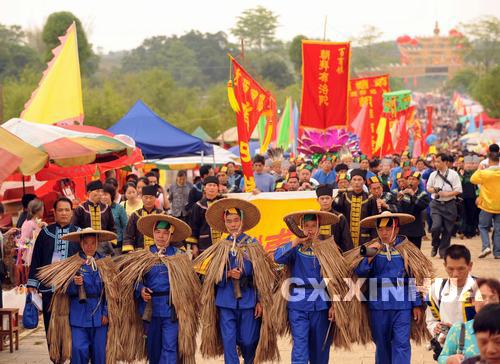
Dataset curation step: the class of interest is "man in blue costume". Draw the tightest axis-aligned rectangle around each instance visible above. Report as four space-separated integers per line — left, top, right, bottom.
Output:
117 214 200 364
196 198 278 364
36 228 119 364
274 210 353 364
28 197 80 340
352 211 433 364
312 154 337 186
72 180 116 255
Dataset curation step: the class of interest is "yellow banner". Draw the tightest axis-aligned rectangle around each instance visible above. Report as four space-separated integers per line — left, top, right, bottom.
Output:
21 22 84 125
228 191 319 251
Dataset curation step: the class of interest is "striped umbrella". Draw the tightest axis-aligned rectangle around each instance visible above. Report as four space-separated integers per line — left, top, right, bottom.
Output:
0 127 48 179
3 118 132 168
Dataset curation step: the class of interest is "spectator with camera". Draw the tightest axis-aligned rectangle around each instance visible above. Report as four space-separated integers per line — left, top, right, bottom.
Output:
426 245 477 358
427 153 463 258
397 171 430 249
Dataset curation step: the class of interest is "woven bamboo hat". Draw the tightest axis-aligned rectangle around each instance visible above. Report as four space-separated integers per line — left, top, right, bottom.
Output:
61 227 117 242
137 214 192 242
284 210 339 228
360 210 415 228
205 198 261 233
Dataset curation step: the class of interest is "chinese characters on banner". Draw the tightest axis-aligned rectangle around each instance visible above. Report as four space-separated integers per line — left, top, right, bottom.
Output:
349 75 390 156
228 56 275 191
300 41 351 130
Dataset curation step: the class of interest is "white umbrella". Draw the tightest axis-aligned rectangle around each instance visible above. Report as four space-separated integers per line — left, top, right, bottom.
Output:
151 145 240 169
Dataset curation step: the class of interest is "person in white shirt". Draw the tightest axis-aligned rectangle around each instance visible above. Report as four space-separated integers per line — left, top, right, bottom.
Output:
426 245 477 348
427 153 463 258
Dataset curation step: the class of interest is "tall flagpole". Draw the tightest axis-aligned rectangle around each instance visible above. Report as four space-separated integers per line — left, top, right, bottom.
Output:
323 16 328 41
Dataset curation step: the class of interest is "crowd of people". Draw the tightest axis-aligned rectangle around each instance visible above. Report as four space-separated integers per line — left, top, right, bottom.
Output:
0 93 498 363
0 138 497 363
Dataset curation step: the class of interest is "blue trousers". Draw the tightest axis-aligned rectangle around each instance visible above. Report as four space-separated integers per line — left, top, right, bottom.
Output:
478 210 500 256
218 307 260 364
288 309 332 364
71 326 107 364
146 317 179 364
369 309 412 364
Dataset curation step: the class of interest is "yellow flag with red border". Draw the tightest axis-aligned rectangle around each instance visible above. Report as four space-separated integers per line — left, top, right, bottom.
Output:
21 22 84 125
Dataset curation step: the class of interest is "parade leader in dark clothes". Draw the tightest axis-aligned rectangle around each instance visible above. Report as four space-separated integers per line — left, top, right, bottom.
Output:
398 171 430 249
186 176 223 257
334 169 378 247
27 197 80 339
316 184 354 252
71 180 116 255
122 184 166 252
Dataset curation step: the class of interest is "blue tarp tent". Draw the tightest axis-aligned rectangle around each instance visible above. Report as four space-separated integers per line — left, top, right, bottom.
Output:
109 100 213 159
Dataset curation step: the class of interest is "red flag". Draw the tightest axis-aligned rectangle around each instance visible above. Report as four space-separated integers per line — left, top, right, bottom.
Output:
352 105 372 157
300 41 350 130
393 106 413 154
422 105 433 154
374 115 395 157
348 75 389 155
412 118 423 157
228 56 274 191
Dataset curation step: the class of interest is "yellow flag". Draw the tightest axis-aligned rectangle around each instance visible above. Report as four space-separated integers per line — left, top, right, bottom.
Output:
21 22 84 125
374 116 387 152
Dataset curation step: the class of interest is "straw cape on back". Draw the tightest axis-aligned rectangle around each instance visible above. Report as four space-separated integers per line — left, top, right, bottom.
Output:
194 237 280 363
114 249 201 364
343 236 435 344
271 236 366 349
37 255 121 364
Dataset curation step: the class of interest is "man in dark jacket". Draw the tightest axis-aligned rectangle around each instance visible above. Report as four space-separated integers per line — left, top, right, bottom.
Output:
316 184 353 252
187 176 222 257
334 169 378 247
71 180 115 255
397 171 430 249
367 175 398 213
185 164 214 216
122 185 166 252
27 197 80 339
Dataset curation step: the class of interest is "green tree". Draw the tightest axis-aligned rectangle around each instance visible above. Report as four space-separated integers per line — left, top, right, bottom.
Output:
231 6 279 52
258 54 294 88
179 31 231 84
445 68 478 94
471 66 500 117
289 35 307 73
0 24 41 80
2 66 41 121
121 32 231 88
42 12 98 75
458 16 500 72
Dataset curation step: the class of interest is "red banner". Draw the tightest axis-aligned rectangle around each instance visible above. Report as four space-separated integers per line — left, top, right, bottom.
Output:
300 41 351 130
348 75 389 156
228 56 274 192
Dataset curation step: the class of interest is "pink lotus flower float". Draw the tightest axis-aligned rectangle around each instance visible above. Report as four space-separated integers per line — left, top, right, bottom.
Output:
298 128 359 156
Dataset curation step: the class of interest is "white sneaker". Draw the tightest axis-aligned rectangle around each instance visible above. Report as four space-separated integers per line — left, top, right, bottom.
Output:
479 247 492 258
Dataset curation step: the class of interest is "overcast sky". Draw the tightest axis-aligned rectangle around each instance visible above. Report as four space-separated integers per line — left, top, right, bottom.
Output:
1 0 499 52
